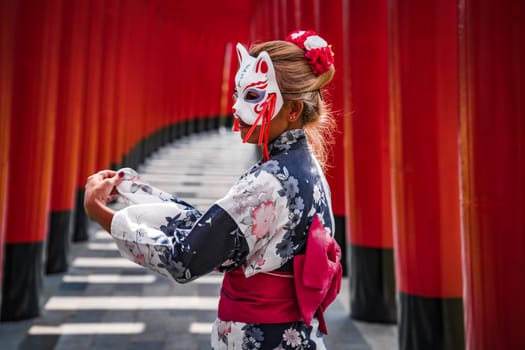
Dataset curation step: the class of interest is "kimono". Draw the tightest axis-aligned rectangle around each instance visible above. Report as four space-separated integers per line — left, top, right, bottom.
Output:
111 129 338 350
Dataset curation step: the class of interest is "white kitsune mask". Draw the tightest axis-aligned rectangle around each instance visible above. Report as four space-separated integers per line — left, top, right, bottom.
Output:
233 43 283 126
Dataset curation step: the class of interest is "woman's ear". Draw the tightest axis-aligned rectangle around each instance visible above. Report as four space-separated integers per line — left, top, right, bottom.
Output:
287 101 304 122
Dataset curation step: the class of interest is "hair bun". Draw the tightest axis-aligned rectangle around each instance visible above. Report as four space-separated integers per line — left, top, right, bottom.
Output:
285 29 335 76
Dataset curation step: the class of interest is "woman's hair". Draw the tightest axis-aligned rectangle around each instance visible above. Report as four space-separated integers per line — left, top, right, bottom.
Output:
249 40 336 171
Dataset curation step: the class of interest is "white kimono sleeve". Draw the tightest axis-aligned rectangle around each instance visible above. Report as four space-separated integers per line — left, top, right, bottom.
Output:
109 168 242 282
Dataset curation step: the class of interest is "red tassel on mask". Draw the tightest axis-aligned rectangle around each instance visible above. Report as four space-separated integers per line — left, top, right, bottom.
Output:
242 94 277 162
232 117 239 131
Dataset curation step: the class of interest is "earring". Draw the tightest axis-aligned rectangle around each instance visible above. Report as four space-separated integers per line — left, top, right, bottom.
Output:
288 114 297 121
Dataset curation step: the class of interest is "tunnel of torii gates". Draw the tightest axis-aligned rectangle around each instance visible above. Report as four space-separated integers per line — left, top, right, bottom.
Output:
0 0 523 349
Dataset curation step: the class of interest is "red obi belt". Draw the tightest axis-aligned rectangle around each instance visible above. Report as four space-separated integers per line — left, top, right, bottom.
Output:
218 215 342 334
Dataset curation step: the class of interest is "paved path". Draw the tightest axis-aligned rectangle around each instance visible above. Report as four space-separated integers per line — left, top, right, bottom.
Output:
0 129 397 349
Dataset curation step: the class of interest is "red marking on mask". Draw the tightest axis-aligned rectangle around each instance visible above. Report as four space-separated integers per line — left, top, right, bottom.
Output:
255 59 269 74
242 80 268 93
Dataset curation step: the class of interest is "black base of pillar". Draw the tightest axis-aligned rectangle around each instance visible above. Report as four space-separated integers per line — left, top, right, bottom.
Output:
181 120 192 137
124 138 146 170
209 116 221 130
46 209 74 274
196 118 206 133
1 242 43 321
169 123 179 142
73 189 89 242
200 119 207 132
185 119 195 135
161 125 171 146
223 114 234 129
349 244 397 323
399 292 464 350
334 216 347 276
143 134 155 161
109 161 121 172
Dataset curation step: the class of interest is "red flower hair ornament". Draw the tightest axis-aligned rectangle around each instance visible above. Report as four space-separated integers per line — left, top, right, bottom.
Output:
286 30 335 76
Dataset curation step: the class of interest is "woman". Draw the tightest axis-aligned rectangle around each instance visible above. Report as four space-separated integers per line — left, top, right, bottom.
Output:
84 29 341 350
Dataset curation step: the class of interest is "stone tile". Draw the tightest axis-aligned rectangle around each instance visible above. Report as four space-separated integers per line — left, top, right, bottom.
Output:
91 334 131 349
162 332 202 350
126 340 164 350
59 282 88 291
54 334 94 350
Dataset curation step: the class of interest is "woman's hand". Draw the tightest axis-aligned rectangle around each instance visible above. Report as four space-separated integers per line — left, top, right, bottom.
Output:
84 170 124 233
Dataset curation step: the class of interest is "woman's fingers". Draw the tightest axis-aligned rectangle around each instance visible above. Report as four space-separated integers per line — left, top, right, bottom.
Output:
88 169 117 180
109 171 125 191
107 193 120 203
85 170 124 205
86 170 121 185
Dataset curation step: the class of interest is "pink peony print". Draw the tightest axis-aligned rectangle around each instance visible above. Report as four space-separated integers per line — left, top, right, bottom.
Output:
218 321 232 336
282 328 302 347
257 257 266 267
134 253 145 265
251 201 276 239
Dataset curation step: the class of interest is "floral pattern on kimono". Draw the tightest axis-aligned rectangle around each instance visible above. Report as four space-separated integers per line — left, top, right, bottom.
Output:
110 129 334 350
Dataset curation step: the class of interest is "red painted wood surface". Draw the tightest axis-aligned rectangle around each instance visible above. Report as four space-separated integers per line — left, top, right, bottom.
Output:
319 0 347 220
389 0 462 297
0 0 16 293
76 0 104 191
345 0 392 249
50 0 88 211
97 0 121 169
459 0 525 348
6 0 63 243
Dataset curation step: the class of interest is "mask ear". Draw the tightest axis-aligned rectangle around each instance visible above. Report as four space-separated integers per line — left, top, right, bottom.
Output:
253 51 272 75
236 43 251 64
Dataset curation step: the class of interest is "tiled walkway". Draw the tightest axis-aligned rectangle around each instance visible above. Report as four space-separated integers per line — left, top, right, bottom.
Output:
0 129 397 349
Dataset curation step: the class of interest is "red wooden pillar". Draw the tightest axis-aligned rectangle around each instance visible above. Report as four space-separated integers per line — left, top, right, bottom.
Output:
112 1 130 169
117 2 138 168
282 0 292 36
269 0 279 40
180 28 193 136
152 2 167 152
157 13 172 142
166 16 183 140
319 0 348 277
291 0 302 30
458 0 525 349
73 0 105 242
187 31 200 132
389 0 464 348
206 33 214 128
343 0 396 322
171 24 184 138
296 0 320 32
188 31 202 134
46 0 88 274
199 33 211 129
133 3 152 167
142 2 158 156
174 23 188 137
1 0 63 321
250 2 272 42
205 32 221 129
0 0 16 310
113 2 143 168
219 41 235 129
97 0 121 170
162 16 177 140
275 0 288 38
136 3 152 163
210 33 224 129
